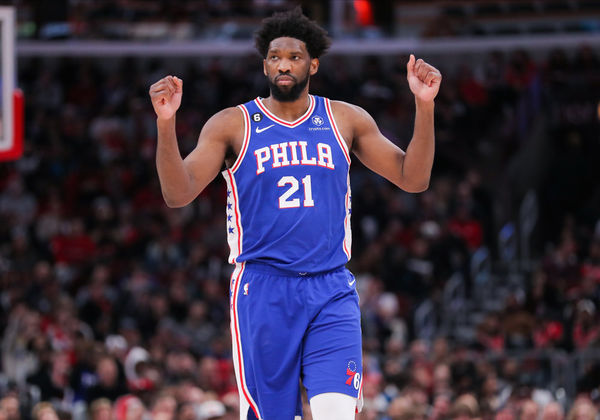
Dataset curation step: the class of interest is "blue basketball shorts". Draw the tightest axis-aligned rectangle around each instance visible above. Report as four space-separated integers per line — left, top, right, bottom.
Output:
229 262 363 420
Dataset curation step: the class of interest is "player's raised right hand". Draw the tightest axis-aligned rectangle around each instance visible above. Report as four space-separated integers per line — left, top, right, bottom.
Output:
149 76 183 120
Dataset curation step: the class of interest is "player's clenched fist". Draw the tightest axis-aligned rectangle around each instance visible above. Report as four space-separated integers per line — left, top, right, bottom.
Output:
149 76 183 121
406 54 442 103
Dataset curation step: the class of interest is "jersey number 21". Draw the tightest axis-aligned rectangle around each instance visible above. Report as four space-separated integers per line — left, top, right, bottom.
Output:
277 175 314 208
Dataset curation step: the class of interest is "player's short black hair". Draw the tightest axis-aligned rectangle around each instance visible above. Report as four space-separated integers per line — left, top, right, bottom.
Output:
254 7 331 59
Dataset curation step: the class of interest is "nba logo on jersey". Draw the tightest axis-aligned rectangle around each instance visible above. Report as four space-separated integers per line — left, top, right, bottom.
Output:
243 283 249 295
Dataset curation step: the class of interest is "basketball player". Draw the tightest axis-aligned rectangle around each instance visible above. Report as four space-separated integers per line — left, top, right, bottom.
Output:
149 8 441 420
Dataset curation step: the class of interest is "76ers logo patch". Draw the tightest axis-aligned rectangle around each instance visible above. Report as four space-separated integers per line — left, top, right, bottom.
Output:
345 360 360 390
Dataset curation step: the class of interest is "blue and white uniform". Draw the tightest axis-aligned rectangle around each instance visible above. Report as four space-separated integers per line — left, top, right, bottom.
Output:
223 95 363 420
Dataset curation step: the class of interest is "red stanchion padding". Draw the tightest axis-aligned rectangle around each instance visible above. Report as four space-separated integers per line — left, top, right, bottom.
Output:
0 88 24 161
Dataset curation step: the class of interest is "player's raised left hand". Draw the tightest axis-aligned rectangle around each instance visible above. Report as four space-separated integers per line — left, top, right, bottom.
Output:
406 54 442 103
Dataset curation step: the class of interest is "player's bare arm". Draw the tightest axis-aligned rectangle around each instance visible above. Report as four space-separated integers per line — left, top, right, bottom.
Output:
333 54 441 193
149 76 243 207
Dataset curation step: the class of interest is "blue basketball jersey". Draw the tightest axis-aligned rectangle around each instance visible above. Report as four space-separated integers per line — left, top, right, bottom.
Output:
222 95 352 273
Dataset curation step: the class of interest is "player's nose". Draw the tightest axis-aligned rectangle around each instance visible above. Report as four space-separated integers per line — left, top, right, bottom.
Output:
277 58 292 72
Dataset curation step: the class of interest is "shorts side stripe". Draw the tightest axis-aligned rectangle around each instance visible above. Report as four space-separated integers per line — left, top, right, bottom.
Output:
230 263 261 419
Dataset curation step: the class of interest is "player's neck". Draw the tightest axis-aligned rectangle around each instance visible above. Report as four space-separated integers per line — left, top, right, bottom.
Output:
262 92 311 122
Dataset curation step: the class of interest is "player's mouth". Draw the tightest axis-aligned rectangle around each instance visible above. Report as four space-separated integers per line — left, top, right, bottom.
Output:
275 75 296 86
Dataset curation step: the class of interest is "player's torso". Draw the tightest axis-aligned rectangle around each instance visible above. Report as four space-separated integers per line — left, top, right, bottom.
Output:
222 95 352 273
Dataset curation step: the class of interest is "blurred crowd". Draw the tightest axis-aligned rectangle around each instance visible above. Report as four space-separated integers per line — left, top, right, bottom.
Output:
12 0 600 41
0 42 599 419
11 1 600 44
14 0 320 40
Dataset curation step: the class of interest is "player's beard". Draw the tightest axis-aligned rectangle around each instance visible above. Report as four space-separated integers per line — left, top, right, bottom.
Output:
268 70 310 102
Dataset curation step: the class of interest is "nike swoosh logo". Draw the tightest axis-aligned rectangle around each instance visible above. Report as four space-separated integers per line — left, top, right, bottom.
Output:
348 278 356 287
255 124 274 134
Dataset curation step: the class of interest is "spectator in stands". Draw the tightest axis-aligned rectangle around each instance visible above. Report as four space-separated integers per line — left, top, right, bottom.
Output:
430 394 452 420
580 238 600 288
572 299 600 349
450 342 478 395
113 395 146 420
0 396 20 420
495 409 516 420
175 401 196 420
432 363 452 398
196 400 226 420
449 393 481 419
89 398 112 420
480 371 502 413
517 399 540 420
502 294 536 349
2 305 43 387
85 355 128 403
26 350 69 403
541 402 565 420
542 229 580 296
0 174 37 228
566 398 598 420
386 395 426 420
475 312 504 352
150 392 177 420
30 402 59 420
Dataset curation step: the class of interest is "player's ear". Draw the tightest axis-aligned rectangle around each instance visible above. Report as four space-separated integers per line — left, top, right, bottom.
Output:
263 59 267 76
310 58 319 76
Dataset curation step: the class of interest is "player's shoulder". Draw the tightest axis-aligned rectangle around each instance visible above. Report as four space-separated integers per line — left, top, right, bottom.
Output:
209 106 244 124
203 106 244 133
197 107 246 148
328 100 373 125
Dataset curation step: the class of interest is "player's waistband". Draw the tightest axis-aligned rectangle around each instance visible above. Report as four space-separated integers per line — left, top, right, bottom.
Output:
243 261 346 278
